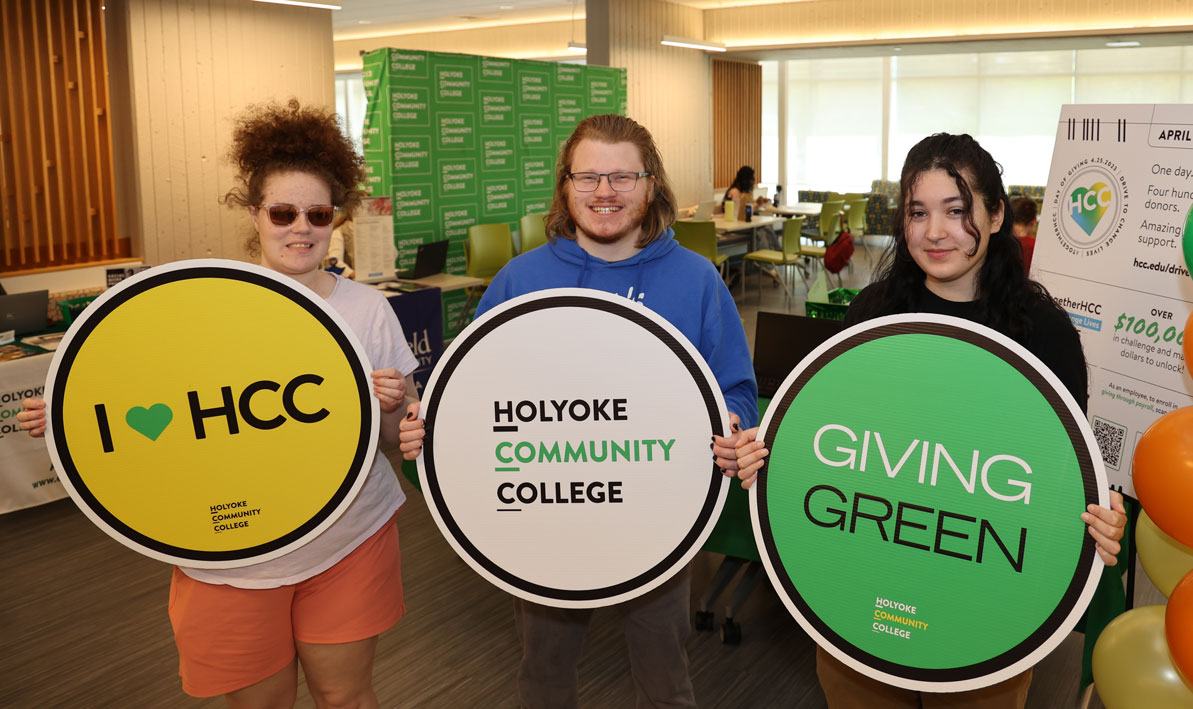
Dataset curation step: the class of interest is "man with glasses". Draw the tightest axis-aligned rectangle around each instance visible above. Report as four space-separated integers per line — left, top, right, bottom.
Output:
401 113 757 707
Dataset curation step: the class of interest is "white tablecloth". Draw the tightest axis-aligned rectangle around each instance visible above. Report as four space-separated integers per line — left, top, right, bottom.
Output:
0 352 65 513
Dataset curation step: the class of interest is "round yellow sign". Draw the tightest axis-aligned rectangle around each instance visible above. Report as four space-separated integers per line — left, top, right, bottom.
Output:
44 260 378 567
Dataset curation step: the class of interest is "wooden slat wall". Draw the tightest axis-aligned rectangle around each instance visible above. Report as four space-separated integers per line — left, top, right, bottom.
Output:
712 60 761 190
0 0 124 274
119 0 334 266
603 0 712 207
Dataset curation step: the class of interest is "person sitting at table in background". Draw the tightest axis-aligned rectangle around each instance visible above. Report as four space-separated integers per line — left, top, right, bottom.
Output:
1011 196 1038 272
18 99 419 708
397 113 758 709
733 132 1126 709
716 165 769 220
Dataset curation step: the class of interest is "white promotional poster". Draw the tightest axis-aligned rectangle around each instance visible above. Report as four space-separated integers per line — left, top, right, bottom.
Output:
418 288 731 608
352 196 398 283
1033 104 1193 499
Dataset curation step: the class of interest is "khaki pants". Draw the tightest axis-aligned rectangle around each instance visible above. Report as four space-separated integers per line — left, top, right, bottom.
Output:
816 646 1032 709
513 569 696 709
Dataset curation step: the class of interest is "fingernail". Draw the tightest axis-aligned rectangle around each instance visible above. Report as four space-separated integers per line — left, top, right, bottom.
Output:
405 411 414 419
710 435 716 441
732 423 741 431
719 468 727 475
709 442 714 449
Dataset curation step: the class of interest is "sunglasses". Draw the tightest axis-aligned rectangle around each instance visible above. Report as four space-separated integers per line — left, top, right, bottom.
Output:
258 203 339 228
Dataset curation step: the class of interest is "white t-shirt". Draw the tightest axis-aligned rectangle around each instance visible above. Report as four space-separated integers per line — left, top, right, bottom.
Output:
180 275 418 588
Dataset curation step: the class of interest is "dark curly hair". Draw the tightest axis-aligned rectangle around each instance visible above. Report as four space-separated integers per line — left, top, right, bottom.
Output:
850 133 1062 343
223 99 365 254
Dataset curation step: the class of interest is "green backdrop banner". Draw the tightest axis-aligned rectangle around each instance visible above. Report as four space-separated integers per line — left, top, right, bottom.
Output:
362 50 627 338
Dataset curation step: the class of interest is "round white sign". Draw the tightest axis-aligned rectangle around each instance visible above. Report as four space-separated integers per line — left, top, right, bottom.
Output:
419 288 730 607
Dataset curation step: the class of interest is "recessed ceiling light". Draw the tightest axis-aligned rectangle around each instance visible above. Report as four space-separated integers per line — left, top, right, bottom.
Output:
500 4 514 9
250 0 341 9
659 35 726 52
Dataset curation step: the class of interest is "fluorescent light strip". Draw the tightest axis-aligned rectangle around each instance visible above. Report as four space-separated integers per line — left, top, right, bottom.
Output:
660 34 726 52
567 41 587 52
251 0 341 9
1105 40 1142 47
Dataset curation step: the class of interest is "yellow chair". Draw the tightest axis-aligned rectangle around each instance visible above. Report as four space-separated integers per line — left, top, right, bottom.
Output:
519 213 548 254
744 217 825 307
673 220 729 277
804 199 845 246
465 223 514 284
844 196 870 260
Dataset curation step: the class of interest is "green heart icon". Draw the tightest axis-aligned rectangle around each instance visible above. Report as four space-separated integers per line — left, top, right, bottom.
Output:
126 404 173 441
1069 182 1110 236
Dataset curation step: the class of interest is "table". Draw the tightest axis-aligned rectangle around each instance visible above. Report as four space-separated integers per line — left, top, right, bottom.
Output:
388 273 486 338
0 351 64 514
396 273 483 292
765 203 825 218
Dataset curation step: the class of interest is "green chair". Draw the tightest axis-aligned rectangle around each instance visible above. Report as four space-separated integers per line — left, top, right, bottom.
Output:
844 196 870 260
519 212 548 254
465 223 514 284
673 220 729 277
804 199 845 245
744 217 825 307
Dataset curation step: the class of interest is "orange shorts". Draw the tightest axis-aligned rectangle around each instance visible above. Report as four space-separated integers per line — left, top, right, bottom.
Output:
168 516 404 698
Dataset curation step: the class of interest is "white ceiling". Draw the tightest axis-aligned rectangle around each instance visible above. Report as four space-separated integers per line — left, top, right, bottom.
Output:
330 0 785 38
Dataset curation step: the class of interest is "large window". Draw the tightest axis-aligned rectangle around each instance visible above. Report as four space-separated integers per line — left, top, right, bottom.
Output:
335 72 366 155
765 44 1193 195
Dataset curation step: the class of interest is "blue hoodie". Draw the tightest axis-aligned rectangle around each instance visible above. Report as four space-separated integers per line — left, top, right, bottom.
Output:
476 228 758 428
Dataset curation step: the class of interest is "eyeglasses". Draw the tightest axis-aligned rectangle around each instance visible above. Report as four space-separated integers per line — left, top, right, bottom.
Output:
567 171 651 192
257 203 339 227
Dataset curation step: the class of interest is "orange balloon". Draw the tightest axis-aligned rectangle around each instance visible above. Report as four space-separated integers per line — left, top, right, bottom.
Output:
1166 571 1193 688
1185 311 1193 370
1134 406 1193 548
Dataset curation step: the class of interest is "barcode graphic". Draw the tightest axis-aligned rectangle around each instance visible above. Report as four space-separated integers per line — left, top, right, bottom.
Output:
1073 117 1116 140
1067 117 1127 141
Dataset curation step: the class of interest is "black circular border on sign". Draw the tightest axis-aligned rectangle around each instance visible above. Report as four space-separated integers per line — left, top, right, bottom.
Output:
423 294 724 602
757 320 1099 684
49 266 373 563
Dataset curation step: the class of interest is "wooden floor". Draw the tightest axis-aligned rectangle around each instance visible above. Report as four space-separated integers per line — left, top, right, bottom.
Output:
0 240 1163 707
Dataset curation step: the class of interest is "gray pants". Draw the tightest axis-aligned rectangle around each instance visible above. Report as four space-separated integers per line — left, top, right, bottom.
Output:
513 568 697 709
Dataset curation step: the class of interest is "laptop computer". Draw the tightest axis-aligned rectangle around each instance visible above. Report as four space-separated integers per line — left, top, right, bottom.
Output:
754 311 844 399
1 290 50 337
395 240 448 280
692 200 716 220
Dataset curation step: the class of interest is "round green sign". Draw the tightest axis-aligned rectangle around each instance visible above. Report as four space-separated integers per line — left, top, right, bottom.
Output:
752 314 1107 692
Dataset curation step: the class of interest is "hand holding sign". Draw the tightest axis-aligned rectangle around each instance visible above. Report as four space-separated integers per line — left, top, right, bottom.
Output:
418 289 730 608
752 314 1108 692
42 260 380 568
16 397 47 438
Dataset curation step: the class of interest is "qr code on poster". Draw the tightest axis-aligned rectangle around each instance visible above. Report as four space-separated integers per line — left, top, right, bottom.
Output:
1092 417 1126 470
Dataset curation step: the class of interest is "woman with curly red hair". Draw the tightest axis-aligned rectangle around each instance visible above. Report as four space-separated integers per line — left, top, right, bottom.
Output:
19 100 418 707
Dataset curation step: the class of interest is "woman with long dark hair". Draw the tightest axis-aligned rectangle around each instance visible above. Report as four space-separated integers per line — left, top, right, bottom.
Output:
734 133 1126 707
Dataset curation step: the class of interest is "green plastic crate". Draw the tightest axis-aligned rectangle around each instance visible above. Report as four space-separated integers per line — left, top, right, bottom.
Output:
806 288 859 320
805 301 849 320
828 287 860 305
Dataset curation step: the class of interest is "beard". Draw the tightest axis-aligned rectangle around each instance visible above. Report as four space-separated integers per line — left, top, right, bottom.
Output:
568 195 651 245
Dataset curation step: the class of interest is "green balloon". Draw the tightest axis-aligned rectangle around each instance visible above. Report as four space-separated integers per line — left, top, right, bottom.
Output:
1093 606 1193 708
1182 202 1193 276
